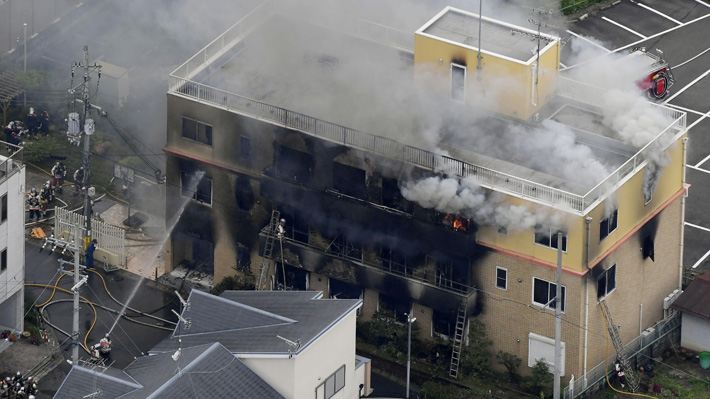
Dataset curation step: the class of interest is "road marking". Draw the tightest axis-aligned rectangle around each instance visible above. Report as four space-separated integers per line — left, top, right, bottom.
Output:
613 12 710 53
687 165 710 175
695 154 710 168
560 62 567 68
697 0 710 8
686 222 710 233
663 67 710 104
566 30 611 53
674 46 710 70
665 103 705 116
691 248 710 269
637 3 682 25
601 16 647 39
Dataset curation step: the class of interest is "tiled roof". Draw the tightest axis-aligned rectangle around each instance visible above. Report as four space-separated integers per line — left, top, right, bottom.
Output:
672 274 710 320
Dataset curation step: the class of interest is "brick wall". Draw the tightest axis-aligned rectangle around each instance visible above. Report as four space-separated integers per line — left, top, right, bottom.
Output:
360 289 379 322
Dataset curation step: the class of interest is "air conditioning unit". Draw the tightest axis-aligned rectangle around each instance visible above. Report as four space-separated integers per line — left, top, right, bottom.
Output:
641 327 655 338
663 289 682 310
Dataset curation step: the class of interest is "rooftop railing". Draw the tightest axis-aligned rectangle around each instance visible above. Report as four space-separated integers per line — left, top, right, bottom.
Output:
0 142 24 186
169 4 686 215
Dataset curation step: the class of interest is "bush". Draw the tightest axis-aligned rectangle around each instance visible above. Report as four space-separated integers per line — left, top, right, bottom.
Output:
460 319 492 377
523 359 553 397
23 135 62 165
560 0 605 15
497 350 522 382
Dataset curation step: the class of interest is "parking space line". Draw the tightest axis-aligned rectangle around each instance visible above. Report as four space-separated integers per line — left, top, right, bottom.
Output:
560 62 567 68
674 46 710 70
686 222 710 233
601 16 647 39
695 154 710 168
691 248 710 269
612 13 710 53
663 67 710 104
697 0 710 8
687 165 710 175
636 3 682 25
566 30 611 53
665 103 705 116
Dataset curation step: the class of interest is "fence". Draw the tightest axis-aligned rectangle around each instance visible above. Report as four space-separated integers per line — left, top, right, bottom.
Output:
0 142 23 186
54 207 126 267
564 312 681 398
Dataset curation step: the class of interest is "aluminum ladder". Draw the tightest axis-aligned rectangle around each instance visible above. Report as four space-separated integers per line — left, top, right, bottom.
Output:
449 299 467 379
256 210 280 290
600 299 640 392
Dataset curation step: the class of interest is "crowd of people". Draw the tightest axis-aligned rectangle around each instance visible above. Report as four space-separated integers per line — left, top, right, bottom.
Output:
4 108 51 150
1 371 38 399
26 162 89 222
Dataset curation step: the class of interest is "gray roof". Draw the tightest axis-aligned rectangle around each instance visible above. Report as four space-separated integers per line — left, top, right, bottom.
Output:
149 290 361 356
53 343 284 399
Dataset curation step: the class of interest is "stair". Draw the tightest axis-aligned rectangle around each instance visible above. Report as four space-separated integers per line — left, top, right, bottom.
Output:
449 299 467 379
600 299 640 392
256 210 280 290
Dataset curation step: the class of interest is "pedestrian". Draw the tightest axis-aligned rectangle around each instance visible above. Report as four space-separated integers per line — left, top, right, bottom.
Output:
39 110 50 136
27 188 40 221
615 360 627 389
86 239 97 269
25 108 39 137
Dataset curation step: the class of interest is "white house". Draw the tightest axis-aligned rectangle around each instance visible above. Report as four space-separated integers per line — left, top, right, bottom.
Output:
0 144 26 335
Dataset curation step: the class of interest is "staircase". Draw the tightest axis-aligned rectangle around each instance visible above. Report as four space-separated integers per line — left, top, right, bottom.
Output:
256 210 280 290
449 299 467 379
600 299 640 392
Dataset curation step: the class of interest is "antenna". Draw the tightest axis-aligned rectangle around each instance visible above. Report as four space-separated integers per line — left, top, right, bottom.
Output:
276 335 301 359
175 290 189 311
171 309 191 330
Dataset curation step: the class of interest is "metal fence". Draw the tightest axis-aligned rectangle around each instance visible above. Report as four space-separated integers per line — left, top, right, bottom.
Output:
564 312 681 398
54 207 126 266
0 142 23 186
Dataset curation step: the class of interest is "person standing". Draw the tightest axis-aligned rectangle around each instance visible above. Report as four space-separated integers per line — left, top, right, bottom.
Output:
39 110 51 136
86 239 97 270
615 360 627 389
73 167 84 196
27 189 40 222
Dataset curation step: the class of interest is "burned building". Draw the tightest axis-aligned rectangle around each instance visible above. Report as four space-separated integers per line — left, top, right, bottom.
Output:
164 1 688 387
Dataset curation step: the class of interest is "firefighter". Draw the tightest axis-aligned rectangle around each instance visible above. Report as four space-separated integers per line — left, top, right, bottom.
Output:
39 110 50 136
12 371 23 387
25 108 39 137
86 239 97 269
24 378 35 397
96 333 111 359
615 360 627 388
73 167 84 196
277 218 286 238
42 180 54 204
39 187 49 218
27 188 41 221
51 162 66 194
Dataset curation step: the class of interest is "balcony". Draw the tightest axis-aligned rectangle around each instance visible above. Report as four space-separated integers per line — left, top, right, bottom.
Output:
0 142 23 185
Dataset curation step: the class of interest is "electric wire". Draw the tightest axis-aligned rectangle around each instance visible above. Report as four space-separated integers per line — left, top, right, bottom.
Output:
85 283 144 357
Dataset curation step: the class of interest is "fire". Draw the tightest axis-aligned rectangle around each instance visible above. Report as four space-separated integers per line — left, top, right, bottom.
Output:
442 213 470 232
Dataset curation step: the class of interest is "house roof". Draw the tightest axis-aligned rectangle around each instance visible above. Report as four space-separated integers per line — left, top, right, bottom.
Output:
672 274 710 320
52 343 284 399
149 290 361 356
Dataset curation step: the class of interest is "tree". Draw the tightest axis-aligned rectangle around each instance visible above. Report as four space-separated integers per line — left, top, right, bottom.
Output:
460 319 492 377
496 350 522 382
523 359 553 397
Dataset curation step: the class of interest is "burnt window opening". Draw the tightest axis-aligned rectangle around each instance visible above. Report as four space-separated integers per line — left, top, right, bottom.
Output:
599 209 618 242
434 258 469 292
275 206 310 244
325 232 362 261
379 246 413 276
333 162 366 200
378 292 411 324
240 135 251 159
642 235 655 261
438 212 471 233
329 278 362 300
234 243 250 271
235 176 254 211
498 226 509 236
382 177 414 213
597 264 616 298
533 277 566 312
433 310 457 337
534 226 567 252
181 171 212 205
277 146 312 185
451 63 466 102
181 117 213 146
274 262 308 291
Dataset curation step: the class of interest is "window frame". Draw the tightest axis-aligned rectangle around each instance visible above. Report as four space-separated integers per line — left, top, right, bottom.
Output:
239 135 251 159
596 264 617 299
180 171 213 206
450 63 466 102
599 209 618 242
534 226 567 252
532 277 566 313
319 365 346 399
181 117 213 146
0 248 6 272
495 266 508 290
1 194 6 223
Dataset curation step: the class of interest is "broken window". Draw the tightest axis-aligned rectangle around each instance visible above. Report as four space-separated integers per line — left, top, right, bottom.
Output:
642 235 655 261
533 277 566 312
451 63 466 102
181 171 212 205
181 117 213 146
599 209 618 242
325 232 362 261
534 226 567 251
379 292 411 323
329 278 362 300
333 162 366 200
277 146 312 185
379 246 412 276
435 258 469 292
235 176 254 211
382 177 414 213
597 264 616 298
234 243 250 271
239 135 251 159
433 310 457 337
276 206 310 244
438 213 471 233
274 262 308 291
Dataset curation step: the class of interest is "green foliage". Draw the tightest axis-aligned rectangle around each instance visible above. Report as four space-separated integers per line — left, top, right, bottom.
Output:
16 70 46 90
361 310 421 361
420 381 466 399
23 135 63 165
522 359 553 397
496 350 522 382
460 319 492 377
560 0 605 15
24 294 39 327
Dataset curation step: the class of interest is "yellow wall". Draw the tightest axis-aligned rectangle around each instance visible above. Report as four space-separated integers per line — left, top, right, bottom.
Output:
414 33 559 120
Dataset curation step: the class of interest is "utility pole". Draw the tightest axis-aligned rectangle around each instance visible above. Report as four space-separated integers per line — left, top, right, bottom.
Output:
406 313 416 399
71 223 81 364
23 22 27 107
554 231 563 399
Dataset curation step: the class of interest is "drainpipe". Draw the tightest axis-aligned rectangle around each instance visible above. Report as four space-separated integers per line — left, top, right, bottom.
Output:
679 137 689 289
583 216 592 388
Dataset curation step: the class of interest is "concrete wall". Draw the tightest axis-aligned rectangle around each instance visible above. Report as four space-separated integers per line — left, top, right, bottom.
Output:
0 0 85 54
680 313 710 352
0 166 25 332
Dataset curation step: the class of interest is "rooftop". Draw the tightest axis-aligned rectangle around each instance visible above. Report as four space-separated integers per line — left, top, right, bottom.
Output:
672 274 710 320
417 7 557 64
149 290 361 355
168 0 686 214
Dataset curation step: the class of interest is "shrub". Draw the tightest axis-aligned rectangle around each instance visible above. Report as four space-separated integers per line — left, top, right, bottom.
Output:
460 319 492 377
497 350 522 382
523 359 553 397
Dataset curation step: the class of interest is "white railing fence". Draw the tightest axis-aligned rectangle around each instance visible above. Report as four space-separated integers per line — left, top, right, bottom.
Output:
54 207 126 267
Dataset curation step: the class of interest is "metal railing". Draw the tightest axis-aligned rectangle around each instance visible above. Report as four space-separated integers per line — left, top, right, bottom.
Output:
54 207 126 266
564 312 681 398
169 3 686 215
0 142 23 186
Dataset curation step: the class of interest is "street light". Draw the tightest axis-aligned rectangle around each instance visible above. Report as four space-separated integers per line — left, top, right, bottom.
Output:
406 313 417 399
23 22 27 107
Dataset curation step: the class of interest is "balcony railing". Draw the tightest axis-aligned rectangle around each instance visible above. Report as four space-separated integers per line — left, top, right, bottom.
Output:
0 142 24 186
169 3 687 215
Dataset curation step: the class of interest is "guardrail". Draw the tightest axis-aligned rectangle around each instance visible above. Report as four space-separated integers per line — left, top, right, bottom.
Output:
169 5 686 215
0 142 23 186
